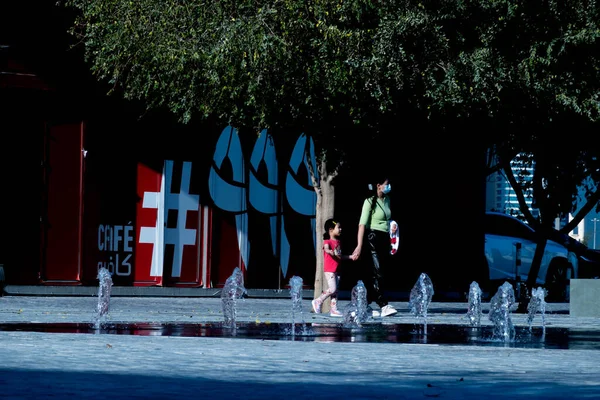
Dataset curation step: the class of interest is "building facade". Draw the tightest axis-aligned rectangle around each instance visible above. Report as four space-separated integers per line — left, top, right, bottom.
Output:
485 154 539 219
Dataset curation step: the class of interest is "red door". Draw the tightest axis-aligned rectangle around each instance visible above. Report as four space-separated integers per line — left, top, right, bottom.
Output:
42 122 85 284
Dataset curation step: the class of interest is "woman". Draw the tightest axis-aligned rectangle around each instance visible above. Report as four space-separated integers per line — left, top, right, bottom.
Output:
351 176 398 317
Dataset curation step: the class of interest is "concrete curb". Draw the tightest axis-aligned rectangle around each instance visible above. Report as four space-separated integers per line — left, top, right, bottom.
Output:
3 284 463 301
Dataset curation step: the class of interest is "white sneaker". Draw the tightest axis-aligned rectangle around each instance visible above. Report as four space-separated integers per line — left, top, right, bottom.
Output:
381 305 398 317
366 306 380 318
311 299 322 314
329 309 343 317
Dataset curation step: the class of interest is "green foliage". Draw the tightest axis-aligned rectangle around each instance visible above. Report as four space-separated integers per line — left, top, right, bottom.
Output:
66 0 377 131
66 0 600 131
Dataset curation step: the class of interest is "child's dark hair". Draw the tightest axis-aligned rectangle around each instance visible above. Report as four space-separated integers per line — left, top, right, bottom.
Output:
323 218 338 240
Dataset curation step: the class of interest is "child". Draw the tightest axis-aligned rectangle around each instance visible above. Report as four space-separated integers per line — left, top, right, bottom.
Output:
312 219 352 317
389 220 399 255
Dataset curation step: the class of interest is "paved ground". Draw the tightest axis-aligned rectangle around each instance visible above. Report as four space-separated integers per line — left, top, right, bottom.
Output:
1 295 599 399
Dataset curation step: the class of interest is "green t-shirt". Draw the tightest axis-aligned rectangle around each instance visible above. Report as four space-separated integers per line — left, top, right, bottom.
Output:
359 196 391 233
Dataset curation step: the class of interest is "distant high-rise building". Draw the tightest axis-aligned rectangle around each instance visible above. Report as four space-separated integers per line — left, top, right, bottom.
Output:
485 153 539 219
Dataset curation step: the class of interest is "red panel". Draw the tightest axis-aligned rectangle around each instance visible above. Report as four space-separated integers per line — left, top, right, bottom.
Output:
134 162 163 286
214 214 245 288
201 206 212 288
163 204 205 288
43 122 84 283
163 203 200 287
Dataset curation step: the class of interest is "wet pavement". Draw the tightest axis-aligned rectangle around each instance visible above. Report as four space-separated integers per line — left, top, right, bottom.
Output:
1 295 599 399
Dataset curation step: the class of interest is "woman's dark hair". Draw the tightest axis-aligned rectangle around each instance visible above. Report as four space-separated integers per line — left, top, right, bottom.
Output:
323 218 338 240
367 174 389 212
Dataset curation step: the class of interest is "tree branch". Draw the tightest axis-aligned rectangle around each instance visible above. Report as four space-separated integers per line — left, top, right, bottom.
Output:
485 162 504 177
561 187 600 233
485 145 519 177
501 158 538 227
304 144 321 195
328 157 343 180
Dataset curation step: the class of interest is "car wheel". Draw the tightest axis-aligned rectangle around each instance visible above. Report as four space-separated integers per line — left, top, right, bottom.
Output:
545 258 570 302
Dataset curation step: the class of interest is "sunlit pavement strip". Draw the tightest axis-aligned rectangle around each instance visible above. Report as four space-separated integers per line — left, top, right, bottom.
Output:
1 296 599 399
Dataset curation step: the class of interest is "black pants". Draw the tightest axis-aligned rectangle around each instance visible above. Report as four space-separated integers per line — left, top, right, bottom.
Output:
364 228 389 308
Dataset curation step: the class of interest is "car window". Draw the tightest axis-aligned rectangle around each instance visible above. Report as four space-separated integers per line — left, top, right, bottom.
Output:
485 213 535 240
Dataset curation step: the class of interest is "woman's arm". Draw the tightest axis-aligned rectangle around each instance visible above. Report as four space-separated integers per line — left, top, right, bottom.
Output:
352 224 365 260
352 198 372 260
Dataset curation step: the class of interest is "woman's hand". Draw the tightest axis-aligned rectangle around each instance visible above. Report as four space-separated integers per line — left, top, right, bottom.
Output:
351 246 361 261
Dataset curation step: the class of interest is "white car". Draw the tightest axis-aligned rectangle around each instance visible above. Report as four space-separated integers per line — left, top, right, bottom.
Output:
484 212 575 300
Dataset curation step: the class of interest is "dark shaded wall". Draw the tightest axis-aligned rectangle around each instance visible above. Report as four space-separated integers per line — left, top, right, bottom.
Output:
331 135 486 298
0 89 49 284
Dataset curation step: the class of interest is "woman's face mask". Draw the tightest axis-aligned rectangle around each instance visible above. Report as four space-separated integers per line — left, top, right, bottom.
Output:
382 184 391 194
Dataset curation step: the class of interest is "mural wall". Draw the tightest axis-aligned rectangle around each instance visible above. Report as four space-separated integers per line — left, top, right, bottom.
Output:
36 117 321 289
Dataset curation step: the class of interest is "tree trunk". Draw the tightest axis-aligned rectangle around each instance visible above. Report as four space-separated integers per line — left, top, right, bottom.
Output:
313 162 335 313
517 231 548 312
502 159 550 311
527 233 548 290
